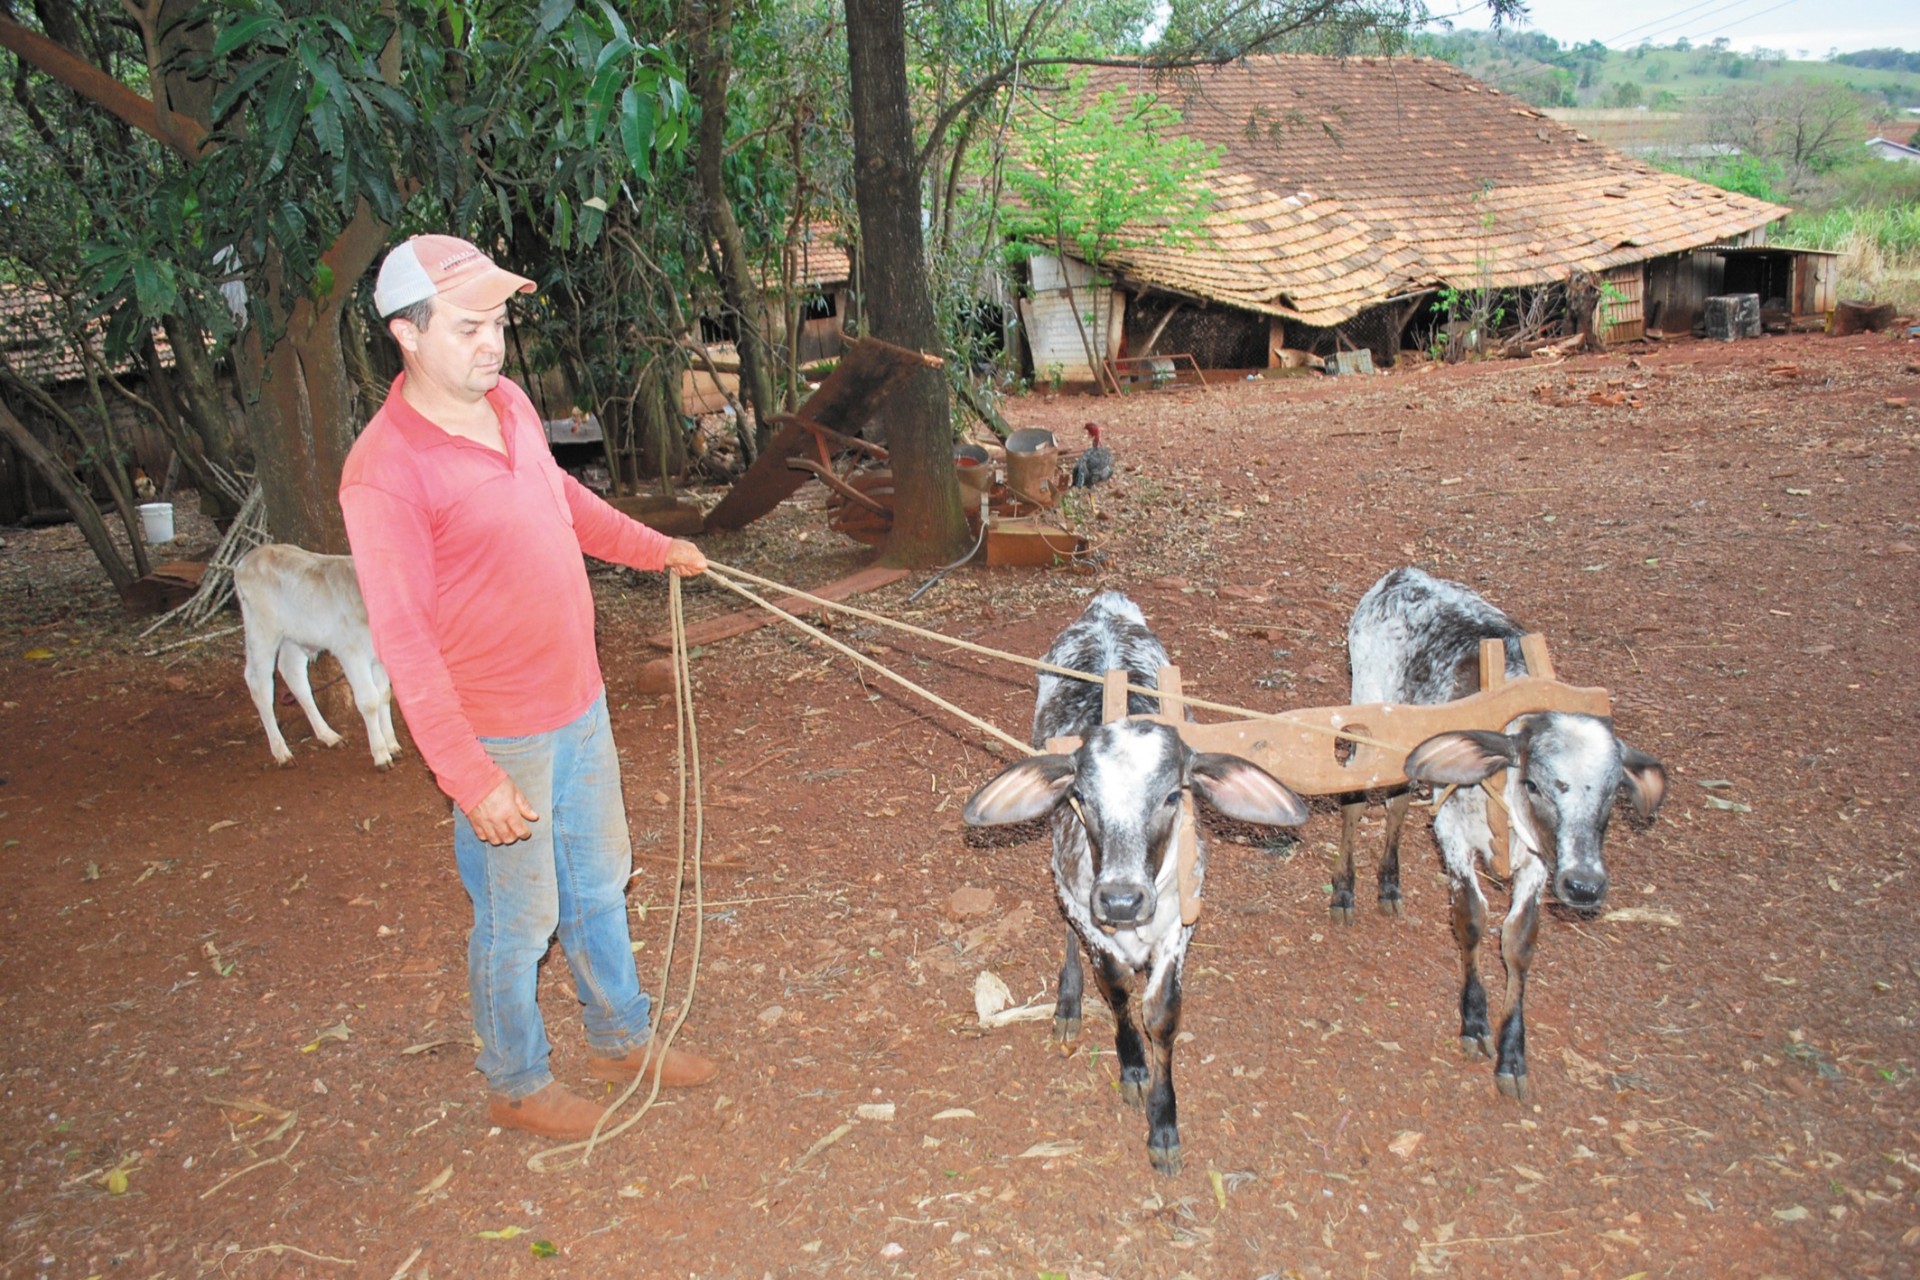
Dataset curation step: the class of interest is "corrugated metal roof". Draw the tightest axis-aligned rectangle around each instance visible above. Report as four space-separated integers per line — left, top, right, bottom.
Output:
1059 57 1789 327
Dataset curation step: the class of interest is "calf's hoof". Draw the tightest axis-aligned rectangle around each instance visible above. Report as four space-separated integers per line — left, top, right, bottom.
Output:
1118 1071 1148 1108
1148 1142 1183 1177
1496 1070 1531 1102
1052 1013 1082 1043
1460 1032 1493 1059
1377 890 1403 918
1329 901 1355 927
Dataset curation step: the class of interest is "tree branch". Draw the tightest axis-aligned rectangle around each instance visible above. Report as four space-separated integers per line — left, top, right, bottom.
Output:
0 12 207 160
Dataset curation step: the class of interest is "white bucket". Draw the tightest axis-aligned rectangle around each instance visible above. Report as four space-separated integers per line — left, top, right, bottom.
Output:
138 502 175 544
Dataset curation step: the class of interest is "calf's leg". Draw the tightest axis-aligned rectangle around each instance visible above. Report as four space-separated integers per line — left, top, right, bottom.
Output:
243 625 295 766
1332 798 1363 924
1091 953 1149 1107
372 660 402 761
1054 927 1084 1041
1451 871 1492 1059
277 645 345 748
1377 790 1412 916
1495 854 1547 1100
336 649 395 769
1140 963 1184 1176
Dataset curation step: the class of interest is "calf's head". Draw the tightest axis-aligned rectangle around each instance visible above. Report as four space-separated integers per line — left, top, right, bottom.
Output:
963 721 1308 929
1405 713 1666 912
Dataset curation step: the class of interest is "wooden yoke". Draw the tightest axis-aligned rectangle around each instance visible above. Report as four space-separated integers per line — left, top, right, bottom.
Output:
1479 640 1512 878
1042 635 1608 888
1046 668 1204 927
1151 667 1204 927
1478 634 1559 879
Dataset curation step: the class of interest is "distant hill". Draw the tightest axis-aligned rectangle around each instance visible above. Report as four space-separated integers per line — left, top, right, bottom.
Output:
1413 30 1920 114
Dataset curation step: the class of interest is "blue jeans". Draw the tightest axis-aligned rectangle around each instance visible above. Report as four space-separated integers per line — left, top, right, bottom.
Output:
453 693 652 1098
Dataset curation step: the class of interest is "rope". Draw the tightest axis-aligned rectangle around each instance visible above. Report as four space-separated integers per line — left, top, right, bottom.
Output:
528 573 706 1172
703 561 1404 756
700 568 1038 758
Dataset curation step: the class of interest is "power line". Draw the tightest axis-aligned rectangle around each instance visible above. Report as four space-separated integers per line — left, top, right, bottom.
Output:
1604 0 1726 47
1604 0 1780 50
1676 0 1809 47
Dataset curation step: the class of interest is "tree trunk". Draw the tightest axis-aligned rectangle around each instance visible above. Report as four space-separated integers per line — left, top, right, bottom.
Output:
0 397 136 593
689 0 778 451
230 200 389 552
844 0 968 567
150 321 242 508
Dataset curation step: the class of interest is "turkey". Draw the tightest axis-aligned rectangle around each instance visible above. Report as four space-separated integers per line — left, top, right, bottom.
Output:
1071 422 1113 489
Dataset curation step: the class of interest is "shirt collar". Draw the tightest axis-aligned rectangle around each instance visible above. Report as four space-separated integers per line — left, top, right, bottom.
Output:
380 372 519 456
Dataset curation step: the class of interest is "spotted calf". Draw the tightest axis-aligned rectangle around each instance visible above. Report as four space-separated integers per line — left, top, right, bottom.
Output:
1344 567 1667 1099
964 593 1307 1173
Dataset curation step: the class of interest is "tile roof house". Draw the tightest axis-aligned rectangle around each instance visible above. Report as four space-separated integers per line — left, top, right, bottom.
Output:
1015 56 1819 376
1865 135 1920 163
0 283 183 524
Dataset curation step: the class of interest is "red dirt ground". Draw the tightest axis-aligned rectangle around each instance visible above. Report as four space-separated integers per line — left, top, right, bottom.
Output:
2 331 1916 1280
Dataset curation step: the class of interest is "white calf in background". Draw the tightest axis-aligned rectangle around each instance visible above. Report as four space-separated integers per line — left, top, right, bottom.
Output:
1347 567 1667 1100
234 544 400 770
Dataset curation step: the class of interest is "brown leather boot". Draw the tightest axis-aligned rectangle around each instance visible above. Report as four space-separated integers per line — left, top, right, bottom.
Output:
486 1082 610 1141
586 1037 718 1089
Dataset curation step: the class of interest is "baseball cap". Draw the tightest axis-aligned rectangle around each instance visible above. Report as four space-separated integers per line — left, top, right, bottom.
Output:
374 234 535 317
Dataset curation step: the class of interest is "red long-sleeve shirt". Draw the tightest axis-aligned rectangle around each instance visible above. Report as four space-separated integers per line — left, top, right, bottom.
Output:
340 374 670 811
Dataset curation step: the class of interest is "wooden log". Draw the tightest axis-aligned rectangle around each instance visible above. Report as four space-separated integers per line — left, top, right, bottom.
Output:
1830 299 1896 337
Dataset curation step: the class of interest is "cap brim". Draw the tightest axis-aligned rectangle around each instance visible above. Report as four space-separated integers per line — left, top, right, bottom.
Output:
435 267 537 313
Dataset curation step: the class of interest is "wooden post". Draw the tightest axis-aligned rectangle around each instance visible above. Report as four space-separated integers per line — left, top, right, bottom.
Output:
1479 639 1512 879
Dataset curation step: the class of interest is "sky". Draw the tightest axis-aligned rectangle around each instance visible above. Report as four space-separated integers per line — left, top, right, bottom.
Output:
1443 0 1920 58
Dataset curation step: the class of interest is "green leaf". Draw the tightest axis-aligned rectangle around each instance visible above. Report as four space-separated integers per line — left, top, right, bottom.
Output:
212 13 282 59
618 85 653 172
533 0 575 42
309 263 336 302
209 56 278 122
530 1239 559 1259
131 260 177 316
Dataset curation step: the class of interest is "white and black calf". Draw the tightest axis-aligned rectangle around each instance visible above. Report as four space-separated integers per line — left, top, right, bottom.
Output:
964 593 1307 1174
234 544 400 770
1345 567 1667 1099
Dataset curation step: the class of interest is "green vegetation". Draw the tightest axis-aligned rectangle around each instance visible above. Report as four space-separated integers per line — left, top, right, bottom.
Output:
1417 29 1920 310
1418 29 1920 111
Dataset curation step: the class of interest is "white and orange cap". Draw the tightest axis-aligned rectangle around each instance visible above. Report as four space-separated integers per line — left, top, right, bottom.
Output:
374 234 534 317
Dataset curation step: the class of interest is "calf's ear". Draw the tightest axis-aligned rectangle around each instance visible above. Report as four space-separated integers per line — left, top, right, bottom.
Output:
1404 730 1516 785
1190 753 1309 827
1618 744 1667 819
963 755 1077 826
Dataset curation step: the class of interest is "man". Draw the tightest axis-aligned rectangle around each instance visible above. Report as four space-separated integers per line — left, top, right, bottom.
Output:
340 234 716 1141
